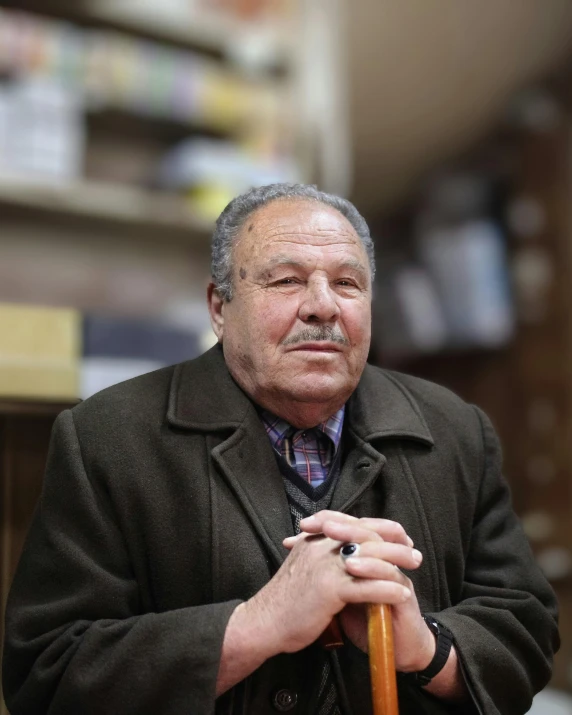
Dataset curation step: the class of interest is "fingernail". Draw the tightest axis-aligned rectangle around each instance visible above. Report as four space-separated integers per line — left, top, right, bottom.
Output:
407 536 414 547
412 549 422 564
301 515 316 523
403 587 412 599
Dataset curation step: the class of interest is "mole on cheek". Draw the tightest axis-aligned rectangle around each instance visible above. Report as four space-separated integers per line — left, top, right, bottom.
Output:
248 224 254 232
239 267 247 280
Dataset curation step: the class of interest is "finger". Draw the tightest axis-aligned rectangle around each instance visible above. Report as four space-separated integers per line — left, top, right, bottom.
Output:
357 517 413 547
283 532 329 555
299 511 359 533
343 556 416 582
354 541 423 571
340 578 411 606
321 519 385 545
283 533 306 549
300 511 413 547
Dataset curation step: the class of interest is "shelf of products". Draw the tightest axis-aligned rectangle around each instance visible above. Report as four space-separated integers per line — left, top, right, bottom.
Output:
0 6 305 224
0 8 287 133
0 302 214 403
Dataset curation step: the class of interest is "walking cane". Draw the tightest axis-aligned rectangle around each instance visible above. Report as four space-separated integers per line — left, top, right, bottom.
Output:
368 603 399 715
321 604 398 715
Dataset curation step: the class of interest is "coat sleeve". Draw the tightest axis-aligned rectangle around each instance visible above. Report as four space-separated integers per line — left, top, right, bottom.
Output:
2 409 240 715
428 406 560 715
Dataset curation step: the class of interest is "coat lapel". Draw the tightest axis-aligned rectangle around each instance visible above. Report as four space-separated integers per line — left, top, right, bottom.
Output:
210 414 295 568
329 363 435 515
329 439 387 513
166 345 294 569
345 364 434 446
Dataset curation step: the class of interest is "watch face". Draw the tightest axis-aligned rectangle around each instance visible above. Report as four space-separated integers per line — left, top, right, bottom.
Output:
423 615 454 641
423 615 440 635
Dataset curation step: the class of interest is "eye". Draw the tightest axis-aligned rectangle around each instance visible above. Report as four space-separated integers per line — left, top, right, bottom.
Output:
336 279 357 288
275 278 299 285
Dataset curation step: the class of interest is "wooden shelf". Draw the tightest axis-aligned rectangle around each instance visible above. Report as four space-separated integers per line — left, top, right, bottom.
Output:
0 398 79 417
86 106 226 144
0 175 214 240
82 0 291 71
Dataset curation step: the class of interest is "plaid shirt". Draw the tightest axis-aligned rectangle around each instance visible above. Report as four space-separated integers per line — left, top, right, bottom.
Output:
261 407 345 489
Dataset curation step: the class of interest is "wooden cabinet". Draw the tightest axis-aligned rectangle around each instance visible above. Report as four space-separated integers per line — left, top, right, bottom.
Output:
0 400 75 715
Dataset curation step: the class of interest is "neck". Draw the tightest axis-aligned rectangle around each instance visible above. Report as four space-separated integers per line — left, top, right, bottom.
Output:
254 395 345 429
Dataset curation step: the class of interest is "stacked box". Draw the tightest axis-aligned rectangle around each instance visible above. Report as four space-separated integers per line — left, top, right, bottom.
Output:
0 303 81 400
81 313 201 399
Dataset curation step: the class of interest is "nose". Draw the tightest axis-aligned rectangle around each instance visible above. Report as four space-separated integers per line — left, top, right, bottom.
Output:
298 279 340 323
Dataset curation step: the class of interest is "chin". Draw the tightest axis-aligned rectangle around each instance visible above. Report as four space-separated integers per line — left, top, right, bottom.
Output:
287 377 353 404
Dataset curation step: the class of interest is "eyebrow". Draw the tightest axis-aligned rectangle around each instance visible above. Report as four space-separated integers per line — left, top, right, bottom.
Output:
258 256 368 274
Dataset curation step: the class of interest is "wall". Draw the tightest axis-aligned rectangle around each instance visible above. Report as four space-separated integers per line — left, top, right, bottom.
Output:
348 0 572 212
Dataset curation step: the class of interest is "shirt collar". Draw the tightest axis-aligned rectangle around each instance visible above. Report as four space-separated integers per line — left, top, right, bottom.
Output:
261 405 345 453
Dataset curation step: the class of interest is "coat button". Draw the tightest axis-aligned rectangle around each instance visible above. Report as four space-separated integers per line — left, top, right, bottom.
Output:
272 688 298 711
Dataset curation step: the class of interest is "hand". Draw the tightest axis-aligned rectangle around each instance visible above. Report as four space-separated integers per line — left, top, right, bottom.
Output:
283 511 436 673
241 514 419 658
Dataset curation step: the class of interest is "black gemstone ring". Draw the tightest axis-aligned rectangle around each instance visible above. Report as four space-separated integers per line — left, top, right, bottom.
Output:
340 542 360 561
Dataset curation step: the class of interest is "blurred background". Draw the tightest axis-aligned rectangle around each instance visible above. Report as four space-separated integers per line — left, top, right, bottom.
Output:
1 0 572 711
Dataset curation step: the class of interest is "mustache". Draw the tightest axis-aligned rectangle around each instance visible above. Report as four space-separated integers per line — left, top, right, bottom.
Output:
282 326 349 347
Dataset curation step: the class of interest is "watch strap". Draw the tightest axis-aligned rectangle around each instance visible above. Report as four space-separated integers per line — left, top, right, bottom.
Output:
403 615 454 687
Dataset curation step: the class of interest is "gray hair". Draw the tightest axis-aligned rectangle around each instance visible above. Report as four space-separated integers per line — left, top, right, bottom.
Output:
211 183 375 301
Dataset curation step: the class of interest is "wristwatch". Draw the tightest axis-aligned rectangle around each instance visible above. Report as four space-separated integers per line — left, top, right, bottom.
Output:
403 615 454 687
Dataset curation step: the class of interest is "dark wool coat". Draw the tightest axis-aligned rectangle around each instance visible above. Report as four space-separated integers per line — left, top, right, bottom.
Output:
3 345 559 715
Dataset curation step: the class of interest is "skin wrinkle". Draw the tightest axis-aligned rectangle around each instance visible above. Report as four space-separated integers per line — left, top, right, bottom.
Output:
207 199 372 428
254 256 368 283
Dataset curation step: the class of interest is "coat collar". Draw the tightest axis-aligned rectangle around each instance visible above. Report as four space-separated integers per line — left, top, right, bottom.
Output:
166 344 434 447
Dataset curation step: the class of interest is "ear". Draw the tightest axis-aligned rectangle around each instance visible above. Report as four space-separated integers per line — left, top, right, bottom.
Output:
207 282 225 342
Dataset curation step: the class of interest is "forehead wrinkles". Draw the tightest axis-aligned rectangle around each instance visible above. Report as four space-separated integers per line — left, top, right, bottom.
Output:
257 216 358 242
261 231 359 248
233 202 365 271
246 234 368 276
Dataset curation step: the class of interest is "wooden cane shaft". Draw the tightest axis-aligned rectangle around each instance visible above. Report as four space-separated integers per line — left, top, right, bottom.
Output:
368 603 399 715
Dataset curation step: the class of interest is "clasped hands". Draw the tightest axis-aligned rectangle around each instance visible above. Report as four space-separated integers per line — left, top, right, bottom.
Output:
243 510 436 674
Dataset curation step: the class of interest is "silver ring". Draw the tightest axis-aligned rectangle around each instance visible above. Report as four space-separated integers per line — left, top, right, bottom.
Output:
340 542 360 561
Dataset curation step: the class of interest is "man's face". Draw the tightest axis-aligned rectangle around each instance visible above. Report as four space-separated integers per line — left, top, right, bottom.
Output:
208 199 372 423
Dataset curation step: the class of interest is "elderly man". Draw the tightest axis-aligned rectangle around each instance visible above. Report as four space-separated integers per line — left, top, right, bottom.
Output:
3 184 558 715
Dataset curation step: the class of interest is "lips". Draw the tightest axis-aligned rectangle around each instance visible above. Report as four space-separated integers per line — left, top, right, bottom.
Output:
286 342 344 352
